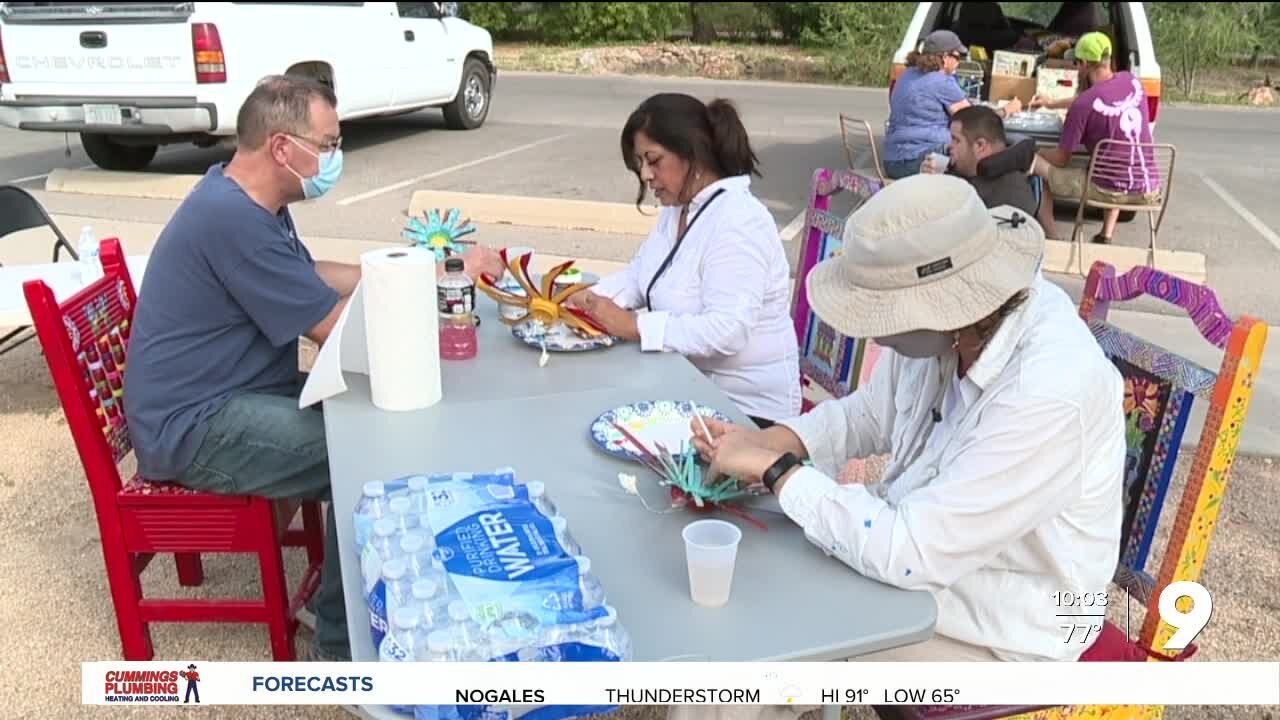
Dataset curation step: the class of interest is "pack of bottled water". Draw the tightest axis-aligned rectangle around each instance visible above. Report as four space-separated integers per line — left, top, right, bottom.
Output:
352 469 632 720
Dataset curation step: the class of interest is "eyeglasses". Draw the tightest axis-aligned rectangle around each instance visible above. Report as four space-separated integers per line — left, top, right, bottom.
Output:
289 133 343 153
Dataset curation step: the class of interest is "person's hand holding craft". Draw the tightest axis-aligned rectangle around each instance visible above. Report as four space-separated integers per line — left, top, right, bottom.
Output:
566 291 639 341
700 428 794 491
459 245 508 281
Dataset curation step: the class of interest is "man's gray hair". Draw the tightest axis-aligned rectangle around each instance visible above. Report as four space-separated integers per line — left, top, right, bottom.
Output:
236 74 337 150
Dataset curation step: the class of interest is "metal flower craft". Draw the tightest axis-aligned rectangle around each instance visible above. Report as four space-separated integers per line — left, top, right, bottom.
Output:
475 250 608 337
609 419 768 532
402 207 477 261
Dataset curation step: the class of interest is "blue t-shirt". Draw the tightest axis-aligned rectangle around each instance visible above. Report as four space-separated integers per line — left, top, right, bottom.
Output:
123 164 339 480
884 67 967 163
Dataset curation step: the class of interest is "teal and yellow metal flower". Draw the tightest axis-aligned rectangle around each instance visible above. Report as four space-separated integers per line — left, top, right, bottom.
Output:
402 207 477 261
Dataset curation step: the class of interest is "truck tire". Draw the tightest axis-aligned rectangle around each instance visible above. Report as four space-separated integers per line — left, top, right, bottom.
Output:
80 133 159 171
442 58 491 130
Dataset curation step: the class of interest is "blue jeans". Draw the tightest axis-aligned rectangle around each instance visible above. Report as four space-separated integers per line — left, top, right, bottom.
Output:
175 389 349 660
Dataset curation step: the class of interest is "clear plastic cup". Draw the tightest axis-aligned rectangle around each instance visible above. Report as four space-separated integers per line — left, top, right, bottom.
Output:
927 152 950 174
681 519 742 608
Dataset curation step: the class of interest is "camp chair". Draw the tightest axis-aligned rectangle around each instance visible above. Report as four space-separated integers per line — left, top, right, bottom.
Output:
22 238 325 661
791 168 884 413
1069 139 1176 264
839 114 892 187
874 261 1267 720
0 185 78 356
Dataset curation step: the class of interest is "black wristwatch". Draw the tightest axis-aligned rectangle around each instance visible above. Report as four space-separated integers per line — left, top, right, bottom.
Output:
762 452 802 494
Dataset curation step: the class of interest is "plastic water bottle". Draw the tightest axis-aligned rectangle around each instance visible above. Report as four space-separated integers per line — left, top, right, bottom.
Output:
370 558 414 651
353 481 389 550
406 475 430 514
380 607 424 715
446 600 491 661
549 516 582 557
411 578 449 630
78 226 102 283
362 516 403 596
399 531 439 580
414 633 463 720
387 496 419 535
525 481 558 518
589 605 632 660
574 556 606 609
438 257 477 360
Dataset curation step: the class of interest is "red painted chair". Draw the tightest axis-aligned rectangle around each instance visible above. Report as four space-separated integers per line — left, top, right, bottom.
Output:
22 238 325 661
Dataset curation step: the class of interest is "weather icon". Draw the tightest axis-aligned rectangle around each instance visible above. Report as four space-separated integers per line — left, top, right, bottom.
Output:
778 685 803 704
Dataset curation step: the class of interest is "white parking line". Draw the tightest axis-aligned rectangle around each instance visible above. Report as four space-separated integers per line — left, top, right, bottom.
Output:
777 210 808 242
1200 173 1280 253
4 163 96 185
337 133 573 207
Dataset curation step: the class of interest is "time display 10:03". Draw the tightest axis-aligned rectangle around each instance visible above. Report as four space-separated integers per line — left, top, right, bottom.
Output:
1053 591 1109 607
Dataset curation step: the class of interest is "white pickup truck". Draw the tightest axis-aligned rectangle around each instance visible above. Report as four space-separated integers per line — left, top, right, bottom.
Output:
0 1 496 170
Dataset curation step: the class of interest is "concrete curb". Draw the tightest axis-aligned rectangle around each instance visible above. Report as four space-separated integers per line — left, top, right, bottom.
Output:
45 169 200 200
409 190 657 236
1041 239 1208 285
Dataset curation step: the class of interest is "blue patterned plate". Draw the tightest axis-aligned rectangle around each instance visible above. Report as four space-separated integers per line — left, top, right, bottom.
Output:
512 318 616 353
590 400 732 461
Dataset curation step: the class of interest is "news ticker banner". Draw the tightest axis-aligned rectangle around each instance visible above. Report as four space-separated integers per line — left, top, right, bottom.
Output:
85 661 1280 707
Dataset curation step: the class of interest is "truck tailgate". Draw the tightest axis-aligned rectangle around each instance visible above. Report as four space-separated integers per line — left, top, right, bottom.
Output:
1 3 195 94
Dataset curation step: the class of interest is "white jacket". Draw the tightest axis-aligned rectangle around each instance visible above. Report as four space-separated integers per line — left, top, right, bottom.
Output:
776 275 1126 661
592 175 801 422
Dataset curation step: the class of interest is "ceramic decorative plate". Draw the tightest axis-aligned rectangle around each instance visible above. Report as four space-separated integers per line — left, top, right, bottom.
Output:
512 318 616 352
590 400 732 461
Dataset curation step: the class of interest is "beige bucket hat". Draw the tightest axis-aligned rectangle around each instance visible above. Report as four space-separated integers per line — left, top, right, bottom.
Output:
805 174 1044 340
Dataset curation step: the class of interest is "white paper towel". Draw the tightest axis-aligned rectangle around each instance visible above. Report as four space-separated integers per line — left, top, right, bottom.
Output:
298 246 442 412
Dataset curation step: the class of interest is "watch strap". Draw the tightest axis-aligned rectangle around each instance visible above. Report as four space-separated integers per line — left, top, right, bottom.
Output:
763 452 802 493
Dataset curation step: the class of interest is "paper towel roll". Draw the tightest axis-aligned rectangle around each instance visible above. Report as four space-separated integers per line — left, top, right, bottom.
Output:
360 246 442 411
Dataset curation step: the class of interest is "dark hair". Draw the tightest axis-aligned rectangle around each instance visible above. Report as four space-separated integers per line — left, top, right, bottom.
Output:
620 93 760 207
968 288 1030 346
951 105 1008 146
237 74 338 150
906 50 946 73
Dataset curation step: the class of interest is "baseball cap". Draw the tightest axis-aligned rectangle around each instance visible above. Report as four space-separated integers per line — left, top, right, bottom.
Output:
922 30 967 56
1068 32 1112 63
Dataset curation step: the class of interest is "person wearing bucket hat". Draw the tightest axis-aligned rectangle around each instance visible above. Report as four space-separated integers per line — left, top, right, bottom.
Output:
692 175 1127 664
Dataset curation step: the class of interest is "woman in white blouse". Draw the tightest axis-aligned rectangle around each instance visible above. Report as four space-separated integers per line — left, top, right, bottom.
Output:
690 175 1126 693
569 93 801 427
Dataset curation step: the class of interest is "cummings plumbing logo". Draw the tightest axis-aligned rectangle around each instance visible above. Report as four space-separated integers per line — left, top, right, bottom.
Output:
103 664 200 704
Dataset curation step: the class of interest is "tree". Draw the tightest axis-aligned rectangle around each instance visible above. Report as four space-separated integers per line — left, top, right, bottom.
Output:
1147 3 1261 96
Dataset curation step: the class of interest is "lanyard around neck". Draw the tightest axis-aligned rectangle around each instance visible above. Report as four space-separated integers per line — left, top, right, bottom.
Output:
645 188 726 312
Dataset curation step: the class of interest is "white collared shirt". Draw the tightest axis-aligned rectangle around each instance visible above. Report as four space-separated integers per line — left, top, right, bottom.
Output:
775 276 1126 661
592 176 801 422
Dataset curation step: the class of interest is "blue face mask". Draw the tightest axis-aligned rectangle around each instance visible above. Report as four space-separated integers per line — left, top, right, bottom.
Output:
287 136 343 199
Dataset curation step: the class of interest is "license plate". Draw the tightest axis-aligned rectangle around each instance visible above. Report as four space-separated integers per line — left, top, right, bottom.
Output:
83 104 122 126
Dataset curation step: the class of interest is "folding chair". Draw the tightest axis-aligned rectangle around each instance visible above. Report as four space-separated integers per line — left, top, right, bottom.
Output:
839 114 892 187
23 238 325 661
791 168 884 414
0 185 79 356
875 262 1267 720
1069 139 1176 264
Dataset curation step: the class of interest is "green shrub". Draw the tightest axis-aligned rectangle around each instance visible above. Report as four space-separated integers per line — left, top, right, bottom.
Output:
532 2 686 43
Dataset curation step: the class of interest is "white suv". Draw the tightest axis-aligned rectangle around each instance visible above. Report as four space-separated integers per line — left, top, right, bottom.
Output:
0 1 497 170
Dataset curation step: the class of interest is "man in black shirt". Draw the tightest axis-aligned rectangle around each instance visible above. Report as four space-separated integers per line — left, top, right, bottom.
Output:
923 105 1059 239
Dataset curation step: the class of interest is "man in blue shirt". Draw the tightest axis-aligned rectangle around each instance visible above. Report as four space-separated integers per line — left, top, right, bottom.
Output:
123 74 504 661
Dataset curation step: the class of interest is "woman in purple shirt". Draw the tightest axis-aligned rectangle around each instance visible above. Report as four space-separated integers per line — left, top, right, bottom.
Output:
884 30 1022 179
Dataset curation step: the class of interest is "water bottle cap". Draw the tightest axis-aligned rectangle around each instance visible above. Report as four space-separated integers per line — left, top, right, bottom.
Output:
408 476 427 492
362 481 386 498
394 607 420 629
427 630 452 653
373 516 398 537
599 605 617 627
448 600 470 622
526 480 544 497
575 556 591 574
382 558 408 579
388 496 412 514
445 258 465 273
412 579 439 600
399 532 426 554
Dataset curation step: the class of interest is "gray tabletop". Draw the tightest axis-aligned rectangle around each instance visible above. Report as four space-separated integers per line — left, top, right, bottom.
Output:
320 297 937 670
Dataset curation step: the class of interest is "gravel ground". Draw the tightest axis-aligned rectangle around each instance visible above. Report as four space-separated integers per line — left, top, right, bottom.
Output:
0 337 1275 720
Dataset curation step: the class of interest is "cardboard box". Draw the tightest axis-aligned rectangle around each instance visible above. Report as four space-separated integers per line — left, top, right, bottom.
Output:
992 50 1039 79
1037 66 1079 103
989 75 1037 105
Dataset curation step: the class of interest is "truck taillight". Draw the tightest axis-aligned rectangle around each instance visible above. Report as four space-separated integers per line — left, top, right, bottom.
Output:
191 23 226 84
1146 95 1160 124
0 27 10 83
